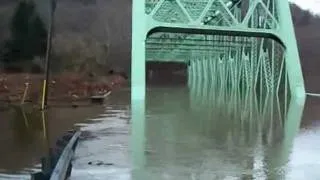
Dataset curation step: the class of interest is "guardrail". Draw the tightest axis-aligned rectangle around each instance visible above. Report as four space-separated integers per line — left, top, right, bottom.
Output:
50 131 80 180
31 131 81 180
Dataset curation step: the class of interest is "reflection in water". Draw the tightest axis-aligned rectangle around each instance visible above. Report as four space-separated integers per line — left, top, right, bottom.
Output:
12 107 48 148
0 86 309 179
131 83 305 179
0 104 104 177
131 99 146 180
0 106 46 174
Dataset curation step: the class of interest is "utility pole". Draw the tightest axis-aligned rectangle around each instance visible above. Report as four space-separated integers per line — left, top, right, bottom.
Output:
41 0 56 110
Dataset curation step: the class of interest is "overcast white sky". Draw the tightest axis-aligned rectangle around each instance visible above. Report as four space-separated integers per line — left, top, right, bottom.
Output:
290 0 320 14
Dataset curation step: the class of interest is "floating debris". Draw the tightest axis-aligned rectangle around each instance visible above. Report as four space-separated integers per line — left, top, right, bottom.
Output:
87 160 114 166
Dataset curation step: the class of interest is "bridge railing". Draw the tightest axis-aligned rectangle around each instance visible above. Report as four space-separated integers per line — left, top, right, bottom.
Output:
50 131 81 180
31 131 81 180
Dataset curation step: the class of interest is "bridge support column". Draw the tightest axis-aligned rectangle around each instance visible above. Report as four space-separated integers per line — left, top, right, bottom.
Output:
196 59 202 91
191 59 196 89
202 57 208 88
131 0 146 100
210 57 215 87
131 2 147 177
187 60 191 88
277 0 306 101
207 59 212 86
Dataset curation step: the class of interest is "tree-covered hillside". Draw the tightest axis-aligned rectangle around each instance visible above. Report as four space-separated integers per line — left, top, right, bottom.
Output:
0 1 319 91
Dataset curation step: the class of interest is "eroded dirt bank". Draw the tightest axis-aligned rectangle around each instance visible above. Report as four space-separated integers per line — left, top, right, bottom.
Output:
0 72 128 106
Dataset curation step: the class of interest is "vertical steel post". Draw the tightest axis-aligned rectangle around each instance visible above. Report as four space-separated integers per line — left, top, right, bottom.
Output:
131 0 146 100
41 0 56 110
276 0 306 101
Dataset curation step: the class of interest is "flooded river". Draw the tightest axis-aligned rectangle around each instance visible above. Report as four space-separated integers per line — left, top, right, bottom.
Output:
0 86 320 179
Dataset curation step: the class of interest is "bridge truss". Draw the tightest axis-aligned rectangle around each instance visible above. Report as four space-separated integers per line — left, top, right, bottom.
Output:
132 0 305 101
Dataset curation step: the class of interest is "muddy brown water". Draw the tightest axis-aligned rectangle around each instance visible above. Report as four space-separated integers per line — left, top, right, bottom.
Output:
0 87 320 179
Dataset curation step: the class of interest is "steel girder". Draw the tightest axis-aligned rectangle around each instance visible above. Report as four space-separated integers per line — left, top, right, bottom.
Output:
132 0 305 102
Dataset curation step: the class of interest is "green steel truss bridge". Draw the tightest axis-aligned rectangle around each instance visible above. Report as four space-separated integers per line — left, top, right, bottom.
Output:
131 0 306 102
130 2 307 173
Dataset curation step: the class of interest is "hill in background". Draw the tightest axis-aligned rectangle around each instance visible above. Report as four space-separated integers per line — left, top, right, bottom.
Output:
0 0 319 92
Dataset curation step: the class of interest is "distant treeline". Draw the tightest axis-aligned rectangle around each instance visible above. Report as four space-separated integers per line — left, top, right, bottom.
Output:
0 0 47 72
0 1 319 80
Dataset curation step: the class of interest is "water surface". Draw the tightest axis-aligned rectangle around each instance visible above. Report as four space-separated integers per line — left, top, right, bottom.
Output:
72 87 320 180
0 103 105 179
1 87 320 179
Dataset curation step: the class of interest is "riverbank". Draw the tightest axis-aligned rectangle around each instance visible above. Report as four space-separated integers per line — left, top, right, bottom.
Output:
0 72 128 107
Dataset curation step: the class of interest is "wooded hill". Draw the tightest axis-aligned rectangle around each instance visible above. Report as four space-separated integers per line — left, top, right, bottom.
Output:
0 1 319 91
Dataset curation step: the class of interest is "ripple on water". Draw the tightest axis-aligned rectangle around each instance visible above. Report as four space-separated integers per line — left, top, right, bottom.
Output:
71 102 131 180
70 88 320 180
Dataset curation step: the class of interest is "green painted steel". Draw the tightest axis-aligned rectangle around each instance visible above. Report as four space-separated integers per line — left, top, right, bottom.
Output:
187 72 304 179
131 0 305 101
129 86 305 179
